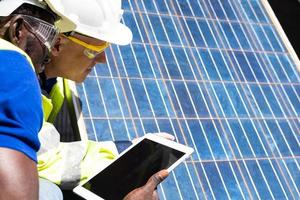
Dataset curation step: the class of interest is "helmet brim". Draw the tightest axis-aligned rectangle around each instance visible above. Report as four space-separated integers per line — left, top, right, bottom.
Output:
44 0 76 32
76 22 133 46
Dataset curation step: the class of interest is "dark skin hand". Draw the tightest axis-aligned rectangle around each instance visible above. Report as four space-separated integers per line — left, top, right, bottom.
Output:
123 170 169 200
0 148 39 200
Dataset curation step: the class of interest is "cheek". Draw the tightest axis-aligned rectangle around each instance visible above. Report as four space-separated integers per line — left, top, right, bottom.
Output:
62 46 86 64
25 38 47 72
65 49 93 69
66 44 84 57
57 50 90 77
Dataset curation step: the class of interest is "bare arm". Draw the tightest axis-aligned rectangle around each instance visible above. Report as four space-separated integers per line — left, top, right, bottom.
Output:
0 148 39 200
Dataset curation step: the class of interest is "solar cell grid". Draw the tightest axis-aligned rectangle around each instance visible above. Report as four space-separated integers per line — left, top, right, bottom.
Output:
76 0 300 199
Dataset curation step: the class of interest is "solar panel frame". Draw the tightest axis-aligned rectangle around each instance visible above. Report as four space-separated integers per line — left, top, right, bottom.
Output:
72 0 300 199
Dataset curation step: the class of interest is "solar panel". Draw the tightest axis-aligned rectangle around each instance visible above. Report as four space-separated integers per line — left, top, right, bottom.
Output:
75 0 300 199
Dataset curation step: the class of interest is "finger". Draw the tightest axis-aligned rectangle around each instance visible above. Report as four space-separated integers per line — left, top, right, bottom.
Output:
145 170 169 191
152 190 159 200
132 137 143 144
132 138 139 144
153 132 175 141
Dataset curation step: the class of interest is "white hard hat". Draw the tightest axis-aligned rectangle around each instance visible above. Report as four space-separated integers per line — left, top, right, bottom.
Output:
0 0 76 32
58 0 132 45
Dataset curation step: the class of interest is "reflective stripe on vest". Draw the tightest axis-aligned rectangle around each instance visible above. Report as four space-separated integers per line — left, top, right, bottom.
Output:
42 95 53 122
42 77 74 123
44 77 65 123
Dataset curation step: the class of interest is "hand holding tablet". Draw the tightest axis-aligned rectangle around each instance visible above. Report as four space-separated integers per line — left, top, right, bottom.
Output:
73 134 194 200
123 170 169 200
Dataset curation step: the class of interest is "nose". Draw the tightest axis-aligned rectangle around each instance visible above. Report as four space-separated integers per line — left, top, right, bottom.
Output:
94 51 107 63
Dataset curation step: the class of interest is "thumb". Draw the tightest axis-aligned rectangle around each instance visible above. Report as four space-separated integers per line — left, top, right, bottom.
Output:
145 170 169 191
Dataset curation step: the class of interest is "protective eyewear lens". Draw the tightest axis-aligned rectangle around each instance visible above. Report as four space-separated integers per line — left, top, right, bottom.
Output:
83 49 104 59
67 36 109 59
22 15 59 51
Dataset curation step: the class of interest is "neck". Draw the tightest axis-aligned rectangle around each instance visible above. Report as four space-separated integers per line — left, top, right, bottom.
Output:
44 63 58 79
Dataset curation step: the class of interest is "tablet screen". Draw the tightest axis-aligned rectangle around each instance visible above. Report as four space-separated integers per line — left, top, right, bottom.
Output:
82 138 185 200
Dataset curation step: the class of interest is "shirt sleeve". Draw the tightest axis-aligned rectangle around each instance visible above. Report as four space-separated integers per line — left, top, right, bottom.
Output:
0 50 43 162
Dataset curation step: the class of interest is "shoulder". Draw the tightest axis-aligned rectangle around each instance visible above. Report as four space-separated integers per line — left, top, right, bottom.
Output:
0 47 38 95
0 38 34 73
0 49 34 73
0 40 42 162
0 38 31 60
0 39 41 112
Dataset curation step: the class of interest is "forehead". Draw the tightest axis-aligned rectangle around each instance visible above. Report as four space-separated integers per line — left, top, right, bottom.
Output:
73 32 106 46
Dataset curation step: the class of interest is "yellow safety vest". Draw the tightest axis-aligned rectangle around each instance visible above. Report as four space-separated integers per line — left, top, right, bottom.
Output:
0 38 116 188
38 78 117 189
42 77 65 123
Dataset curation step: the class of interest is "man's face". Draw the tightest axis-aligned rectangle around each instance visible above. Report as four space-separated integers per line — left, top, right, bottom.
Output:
47 33 107 83
21 15 58 73
22 28 48 73
0 15 53 72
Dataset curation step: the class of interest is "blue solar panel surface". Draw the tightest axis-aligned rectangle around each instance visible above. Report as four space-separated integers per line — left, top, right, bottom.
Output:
76 0 300 199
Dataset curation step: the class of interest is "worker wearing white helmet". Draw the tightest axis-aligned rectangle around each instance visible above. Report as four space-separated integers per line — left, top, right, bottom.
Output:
42 0 132 83
37 0 170 200
39 0 133 127
0 0 78 199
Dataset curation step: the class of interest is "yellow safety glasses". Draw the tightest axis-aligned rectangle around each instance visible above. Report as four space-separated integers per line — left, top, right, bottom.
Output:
67 36 110 59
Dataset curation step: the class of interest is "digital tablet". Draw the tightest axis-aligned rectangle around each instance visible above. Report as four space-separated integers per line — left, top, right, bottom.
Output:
73 134 194 200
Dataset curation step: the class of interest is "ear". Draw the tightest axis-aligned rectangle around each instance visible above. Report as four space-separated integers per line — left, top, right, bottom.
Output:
8 16 27 47
51 35 66 56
